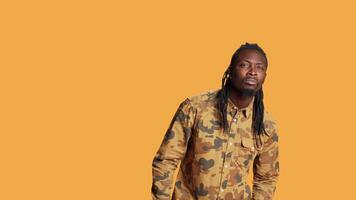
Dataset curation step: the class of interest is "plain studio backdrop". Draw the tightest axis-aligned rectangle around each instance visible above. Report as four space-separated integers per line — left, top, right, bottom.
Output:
1 0 355 199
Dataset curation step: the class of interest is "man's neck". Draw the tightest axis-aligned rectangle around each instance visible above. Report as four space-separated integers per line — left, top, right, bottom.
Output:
228 88 254 109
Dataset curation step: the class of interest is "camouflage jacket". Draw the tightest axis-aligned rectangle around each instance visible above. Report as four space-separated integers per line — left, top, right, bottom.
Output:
151 89 280 200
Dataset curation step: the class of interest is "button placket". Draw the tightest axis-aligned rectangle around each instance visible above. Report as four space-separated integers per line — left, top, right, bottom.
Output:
218 102 255 198
218 109 239 196
223 111 238 164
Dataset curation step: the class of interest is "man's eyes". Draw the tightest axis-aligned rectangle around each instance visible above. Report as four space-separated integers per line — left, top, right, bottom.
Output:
239 63 265 69
239 63 248 67
256 65 266 71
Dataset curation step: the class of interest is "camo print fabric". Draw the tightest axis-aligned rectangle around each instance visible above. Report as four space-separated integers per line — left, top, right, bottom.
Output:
152 89 279 200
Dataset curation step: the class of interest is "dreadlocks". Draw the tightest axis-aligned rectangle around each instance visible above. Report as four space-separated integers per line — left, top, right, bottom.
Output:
217 42 268 145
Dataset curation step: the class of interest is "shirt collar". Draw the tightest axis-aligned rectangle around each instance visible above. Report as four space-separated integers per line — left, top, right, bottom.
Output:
227 96 254 119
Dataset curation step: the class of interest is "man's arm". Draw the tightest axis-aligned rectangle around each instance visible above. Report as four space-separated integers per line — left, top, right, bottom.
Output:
151 98 196 200
252 121 280 200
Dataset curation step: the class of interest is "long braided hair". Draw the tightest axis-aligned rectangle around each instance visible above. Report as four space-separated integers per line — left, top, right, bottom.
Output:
217 43 268 146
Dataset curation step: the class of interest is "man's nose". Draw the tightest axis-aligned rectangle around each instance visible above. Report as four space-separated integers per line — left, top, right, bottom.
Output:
247 65 257 75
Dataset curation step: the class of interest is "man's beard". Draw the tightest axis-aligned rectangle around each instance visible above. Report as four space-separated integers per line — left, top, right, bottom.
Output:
237 88 256 97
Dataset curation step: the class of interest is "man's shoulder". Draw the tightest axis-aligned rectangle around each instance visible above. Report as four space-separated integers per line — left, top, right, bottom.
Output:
185 89 220 107
264 110 276 122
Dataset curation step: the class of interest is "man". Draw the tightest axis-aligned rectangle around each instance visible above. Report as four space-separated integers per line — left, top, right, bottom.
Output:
151 43 280 200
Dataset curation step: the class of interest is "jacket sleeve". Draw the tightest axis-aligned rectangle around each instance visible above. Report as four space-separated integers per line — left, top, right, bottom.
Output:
151 98 196 200
252 121 280 200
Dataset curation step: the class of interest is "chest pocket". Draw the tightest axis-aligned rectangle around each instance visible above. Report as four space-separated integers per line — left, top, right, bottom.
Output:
234 136 257 171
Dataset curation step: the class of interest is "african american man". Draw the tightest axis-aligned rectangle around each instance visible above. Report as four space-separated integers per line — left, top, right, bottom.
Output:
151 42 280 200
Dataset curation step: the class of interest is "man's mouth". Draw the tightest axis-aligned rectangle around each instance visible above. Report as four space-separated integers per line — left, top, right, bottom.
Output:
244 78 258 85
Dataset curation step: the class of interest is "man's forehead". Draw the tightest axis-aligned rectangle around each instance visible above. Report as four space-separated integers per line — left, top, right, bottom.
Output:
239 58 265 64
238 50 266 63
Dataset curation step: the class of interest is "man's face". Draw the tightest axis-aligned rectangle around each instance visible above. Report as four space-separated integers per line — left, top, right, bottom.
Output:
229 49 267 96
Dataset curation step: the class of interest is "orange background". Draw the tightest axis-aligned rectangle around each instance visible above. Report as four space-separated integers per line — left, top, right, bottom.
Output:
1 0 356 199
